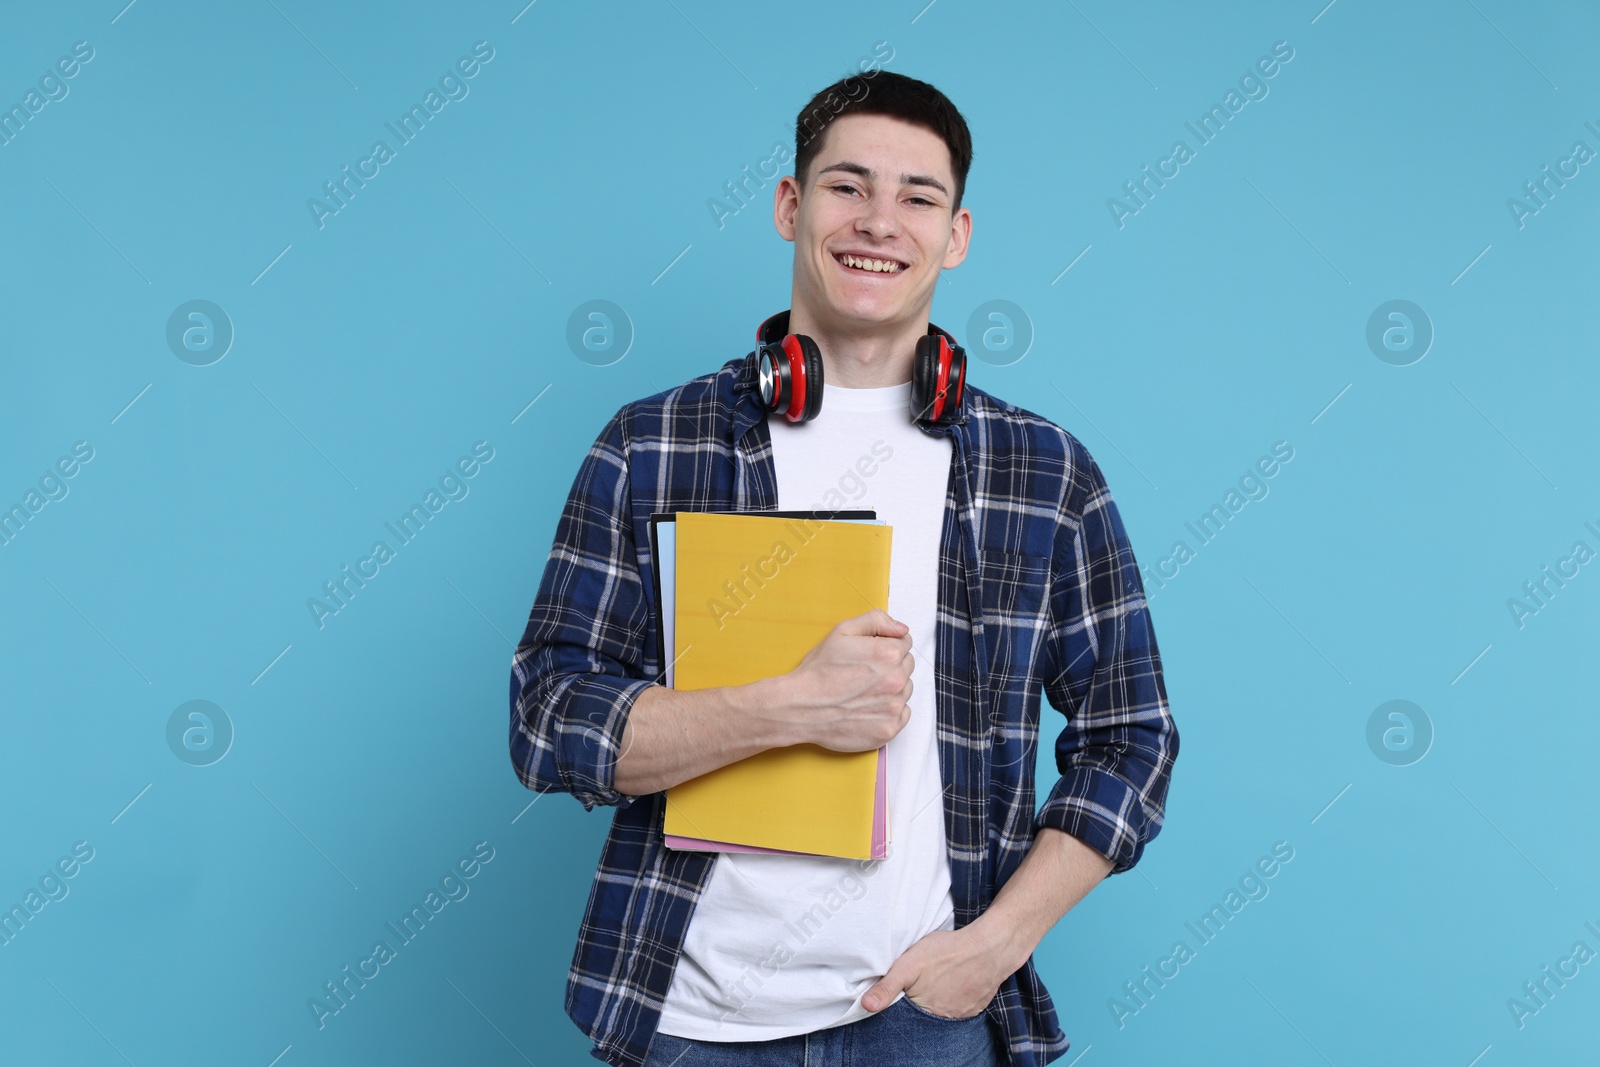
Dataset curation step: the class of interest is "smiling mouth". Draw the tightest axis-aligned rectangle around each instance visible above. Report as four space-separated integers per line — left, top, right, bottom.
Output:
834 252 907 275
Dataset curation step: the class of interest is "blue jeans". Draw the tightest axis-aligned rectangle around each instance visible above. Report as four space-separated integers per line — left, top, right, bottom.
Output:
642 995 1008 1066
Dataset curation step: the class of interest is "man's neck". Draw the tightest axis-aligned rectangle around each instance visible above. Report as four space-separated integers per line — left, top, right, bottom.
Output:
786 305 929 389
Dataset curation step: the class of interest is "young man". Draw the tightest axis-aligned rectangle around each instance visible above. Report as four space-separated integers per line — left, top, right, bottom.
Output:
510 72 1177 1067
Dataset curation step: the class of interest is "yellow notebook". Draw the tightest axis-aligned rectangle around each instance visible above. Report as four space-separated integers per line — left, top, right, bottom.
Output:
665 511 892 859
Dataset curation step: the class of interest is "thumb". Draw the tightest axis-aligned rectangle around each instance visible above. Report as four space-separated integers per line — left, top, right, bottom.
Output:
837 608 909 639
861 966 908 1013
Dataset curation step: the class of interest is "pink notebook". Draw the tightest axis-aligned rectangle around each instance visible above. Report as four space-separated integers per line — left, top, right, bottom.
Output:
664 746 889 860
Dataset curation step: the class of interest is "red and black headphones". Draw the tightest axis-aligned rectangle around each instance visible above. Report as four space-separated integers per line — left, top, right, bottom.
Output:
754 310 968 427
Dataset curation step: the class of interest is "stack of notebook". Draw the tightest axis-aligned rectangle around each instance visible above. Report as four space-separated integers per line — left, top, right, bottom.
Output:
650 510 892 861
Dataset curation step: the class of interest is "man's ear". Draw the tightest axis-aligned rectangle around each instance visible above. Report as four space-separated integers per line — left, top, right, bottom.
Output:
773 175 801 242
942 206 972 270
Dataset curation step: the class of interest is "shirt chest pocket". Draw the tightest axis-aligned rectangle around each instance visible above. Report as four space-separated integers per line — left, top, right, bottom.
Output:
977 547 1053 706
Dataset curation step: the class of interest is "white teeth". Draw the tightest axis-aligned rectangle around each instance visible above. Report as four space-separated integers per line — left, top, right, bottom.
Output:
840 254 901 273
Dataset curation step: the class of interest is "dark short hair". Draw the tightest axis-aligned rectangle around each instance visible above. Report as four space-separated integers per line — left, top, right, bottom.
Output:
793 71 973 211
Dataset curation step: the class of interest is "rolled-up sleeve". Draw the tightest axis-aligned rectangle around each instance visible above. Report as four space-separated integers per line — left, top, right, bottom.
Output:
1035 443 1177 872
509 408 654 811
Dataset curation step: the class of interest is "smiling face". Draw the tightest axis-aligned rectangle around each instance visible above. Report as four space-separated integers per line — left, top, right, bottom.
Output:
774 112 971 342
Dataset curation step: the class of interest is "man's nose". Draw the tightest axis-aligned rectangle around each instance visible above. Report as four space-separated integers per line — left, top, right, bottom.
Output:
855 199 898 239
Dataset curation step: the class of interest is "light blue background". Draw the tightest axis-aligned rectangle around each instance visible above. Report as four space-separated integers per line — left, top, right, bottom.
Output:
2 1 1595 1064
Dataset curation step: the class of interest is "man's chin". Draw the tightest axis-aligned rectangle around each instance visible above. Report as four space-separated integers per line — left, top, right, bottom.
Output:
816 292 927 332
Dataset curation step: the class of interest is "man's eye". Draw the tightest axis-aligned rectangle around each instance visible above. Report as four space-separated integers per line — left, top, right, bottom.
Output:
831 184 862 196
908 197 934 207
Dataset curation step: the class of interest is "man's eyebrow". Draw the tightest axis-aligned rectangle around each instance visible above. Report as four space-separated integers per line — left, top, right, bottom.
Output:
816 161 949 197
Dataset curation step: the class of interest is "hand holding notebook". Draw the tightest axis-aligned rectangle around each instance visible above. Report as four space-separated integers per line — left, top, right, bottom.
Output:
782 608 915 753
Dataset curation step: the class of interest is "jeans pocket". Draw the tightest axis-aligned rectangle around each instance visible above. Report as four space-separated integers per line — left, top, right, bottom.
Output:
900 994 986 1023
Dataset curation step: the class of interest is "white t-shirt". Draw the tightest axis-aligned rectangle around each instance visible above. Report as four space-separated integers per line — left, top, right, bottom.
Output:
656 380 957 1041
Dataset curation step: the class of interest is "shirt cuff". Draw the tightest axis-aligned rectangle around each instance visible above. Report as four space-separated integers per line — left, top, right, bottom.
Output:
558 674 657 811
1034 763 1162 874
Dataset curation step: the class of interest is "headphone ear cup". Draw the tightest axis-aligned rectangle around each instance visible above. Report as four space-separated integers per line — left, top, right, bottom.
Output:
947 341 966 411
798 335 824 422
758 344 787 414
912 334 940 423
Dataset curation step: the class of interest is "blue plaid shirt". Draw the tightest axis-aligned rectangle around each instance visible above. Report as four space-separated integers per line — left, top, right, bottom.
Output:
510 343 1177 1067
